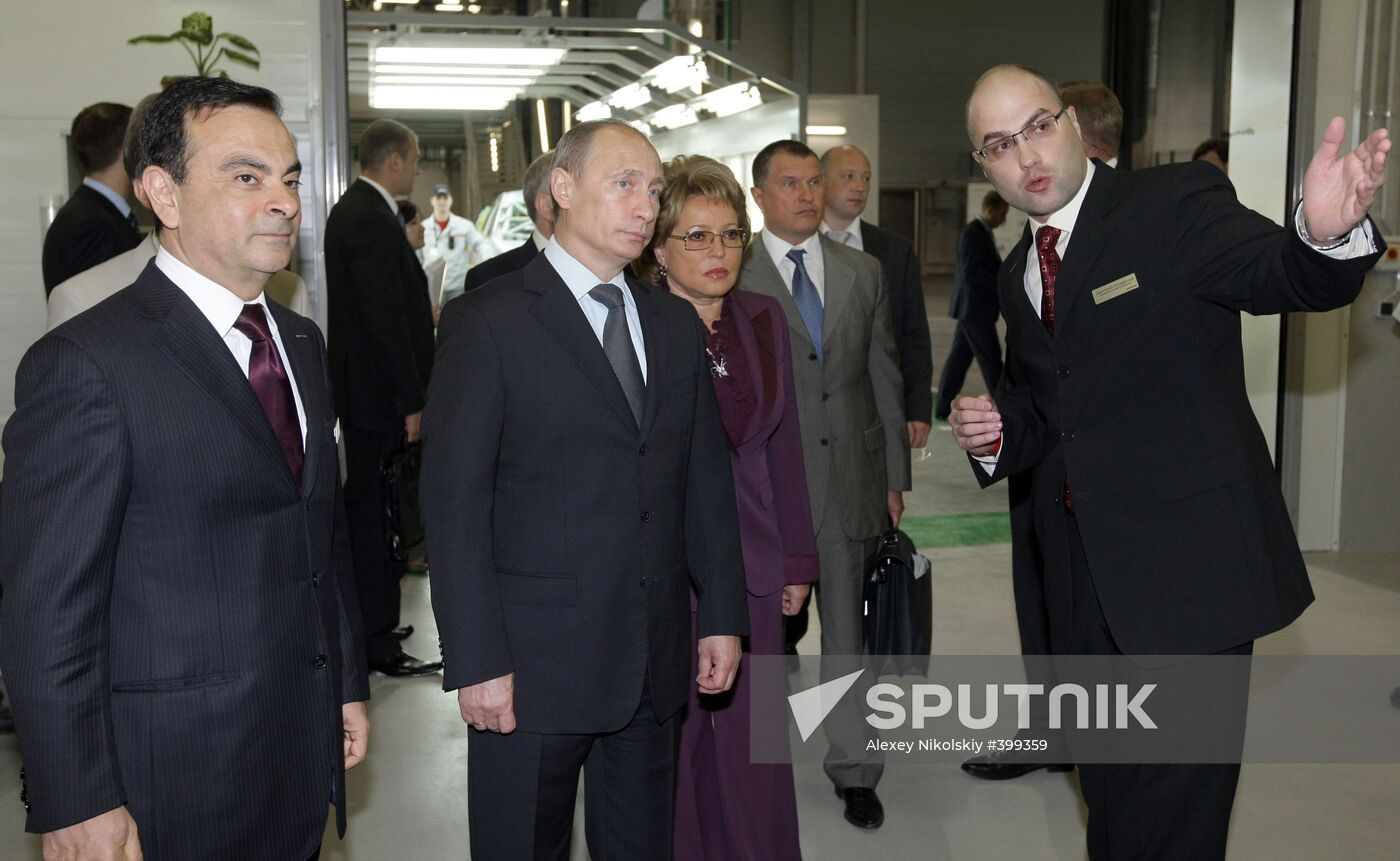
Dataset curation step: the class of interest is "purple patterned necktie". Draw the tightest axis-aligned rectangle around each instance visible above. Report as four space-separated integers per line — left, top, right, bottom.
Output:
1035 225 1072 513
233 304 303 486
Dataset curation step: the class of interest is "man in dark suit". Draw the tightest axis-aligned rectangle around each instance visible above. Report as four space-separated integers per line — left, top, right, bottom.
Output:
325 119 441 677
1057 80 1123 168
820 144 934 447
744 139 910 830
461 151 555 294
951 64 1389 859
42 101 144 293
935 190 1007 421
421 118 748 859
2 76 369 861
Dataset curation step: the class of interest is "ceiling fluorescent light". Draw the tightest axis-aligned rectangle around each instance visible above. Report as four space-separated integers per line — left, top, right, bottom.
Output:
645 55 709 94
369 85 520 111
695 82 762 118
375 46 567 67
627 120 653 137
434 2 465 10
575 100 611 122
805 125 848 136
648 104 699 130
374 75 535 87
374 65 546 77
376 0 420 4
605 82 653 112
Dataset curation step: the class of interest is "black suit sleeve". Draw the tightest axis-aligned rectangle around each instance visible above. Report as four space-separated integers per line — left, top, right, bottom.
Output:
0 337 130 831
346 214 431 417
971 345 1047 488
959 227 1002 306
420 299 514 690
681 318 749 639
1174 162 1382 314
890 239 933 423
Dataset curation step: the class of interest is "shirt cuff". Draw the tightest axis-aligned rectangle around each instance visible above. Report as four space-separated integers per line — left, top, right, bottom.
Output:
1293 203 1378 260
972 434 1001 476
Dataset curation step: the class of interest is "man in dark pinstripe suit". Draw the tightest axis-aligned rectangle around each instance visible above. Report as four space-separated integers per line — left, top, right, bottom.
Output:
1 78 367 861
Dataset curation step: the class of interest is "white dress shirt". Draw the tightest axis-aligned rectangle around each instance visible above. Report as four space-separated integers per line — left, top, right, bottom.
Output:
543 237 648 381
821 216 865 252
530 229 548 251
760 229 827 304
155 248 308 444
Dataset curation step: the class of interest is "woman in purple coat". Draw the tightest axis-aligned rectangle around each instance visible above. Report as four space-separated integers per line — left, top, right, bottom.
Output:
636 155 819 861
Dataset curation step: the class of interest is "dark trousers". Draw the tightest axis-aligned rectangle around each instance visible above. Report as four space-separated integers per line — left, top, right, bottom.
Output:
1064 514 1250 861
343 425 404 662
934 320 1003 418
468 680 681 860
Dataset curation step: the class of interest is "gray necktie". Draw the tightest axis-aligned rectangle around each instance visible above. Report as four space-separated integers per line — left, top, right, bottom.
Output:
588 282 645 426
826 228 852 246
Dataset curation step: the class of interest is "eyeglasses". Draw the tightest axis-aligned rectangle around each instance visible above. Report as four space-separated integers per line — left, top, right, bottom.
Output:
972 109 1068 164
669 228 748 250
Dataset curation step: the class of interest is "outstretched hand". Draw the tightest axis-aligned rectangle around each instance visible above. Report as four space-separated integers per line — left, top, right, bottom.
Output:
1301 117 1390 241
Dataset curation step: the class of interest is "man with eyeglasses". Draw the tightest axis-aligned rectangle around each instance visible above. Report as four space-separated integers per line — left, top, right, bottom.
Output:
740 139 910 831
950 64 1389 859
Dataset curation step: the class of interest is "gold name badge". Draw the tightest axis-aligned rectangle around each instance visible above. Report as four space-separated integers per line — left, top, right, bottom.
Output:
1092 273 1140 305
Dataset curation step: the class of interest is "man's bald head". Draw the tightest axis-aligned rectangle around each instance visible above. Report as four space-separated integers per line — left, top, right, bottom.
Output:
966 64 1061 144
820 144 872 225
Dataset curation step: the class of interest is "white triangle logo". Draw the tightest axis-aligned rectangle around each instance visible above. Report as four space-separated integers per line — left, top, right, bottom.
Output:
787 669 866 742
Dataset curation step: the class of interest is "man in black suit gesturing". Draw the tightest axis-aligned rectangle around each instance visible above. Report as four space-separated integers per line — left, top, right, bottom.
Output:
935 190 1007 421
2 77 369 860
42 102 145 293
951 64 1389 859
461 151 555 294
421 118 748 859
325 119 440 677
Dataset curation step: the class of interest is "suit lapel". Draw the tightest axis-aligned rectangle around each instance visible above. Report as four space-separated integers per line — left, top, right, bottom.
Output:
1002 225 1050 348
860 222 884 257
524 257 640 434
633 278 668 440
819 235 853 348
741 237 813 351
1048 164 1118 336
726 292 773 446
268 302 325 498
137 267 300 493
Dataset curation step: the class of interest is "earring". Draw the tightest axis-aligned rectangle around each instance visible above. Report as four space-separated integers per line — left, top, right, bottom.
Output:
658 264 668 279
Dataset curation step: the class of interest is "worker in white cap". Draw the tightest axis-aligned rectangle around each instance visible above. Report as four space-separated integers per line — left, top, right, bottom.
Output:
421 183 492 307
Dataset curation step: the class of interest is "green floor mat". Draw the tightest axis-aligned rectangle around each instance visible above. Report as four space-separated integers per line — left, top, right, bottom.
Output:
899 512 1011 548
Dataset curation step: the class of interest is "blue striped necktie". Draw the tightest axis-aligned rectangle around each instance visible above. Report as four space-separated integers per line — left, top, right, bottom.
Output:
786 248 824 360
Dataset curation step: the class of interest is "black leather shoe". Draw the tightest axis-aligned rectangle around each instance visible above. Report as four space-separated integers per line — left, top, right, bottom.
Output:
368 650 442 677
835 787 884 830
961 750 1074 780
388 625 414 641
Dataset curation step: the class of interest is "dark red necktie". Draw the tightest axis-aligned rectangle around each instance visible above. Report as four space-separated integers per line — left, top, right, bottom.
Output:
1035 225 1072 512
233 304 304 487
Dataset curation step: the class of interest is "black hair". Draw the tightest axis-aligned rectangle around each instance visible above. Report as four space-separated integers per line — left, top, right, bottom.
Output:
752 139 818 188
137 76 281 184
72 102 133 173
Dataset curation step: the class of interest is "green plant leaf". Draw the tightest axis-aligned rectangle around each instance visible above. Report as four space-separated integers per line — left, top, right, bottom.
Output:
218 70 230 79
128 34 177 44
181 12 214 44
222 33 260 53
223 49 260 69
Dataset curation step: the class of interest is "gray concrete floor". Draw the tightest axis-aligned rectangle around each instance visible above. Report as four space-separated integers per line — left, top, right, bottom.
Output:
1 277 1396 858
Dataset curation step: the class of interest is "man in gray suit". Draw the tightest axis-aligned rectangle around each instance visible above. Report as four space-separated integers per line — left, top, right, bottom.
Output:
740 139 910 831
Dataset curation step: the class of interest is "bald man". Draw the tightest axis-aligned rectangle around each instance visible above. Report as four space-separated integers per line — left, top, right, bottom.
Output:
951 63 1388 859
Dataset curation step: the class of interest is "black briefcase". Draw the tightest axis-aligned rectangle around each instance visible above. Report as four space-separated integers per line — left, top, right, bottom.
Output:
381 438 424 562
862 525 932 676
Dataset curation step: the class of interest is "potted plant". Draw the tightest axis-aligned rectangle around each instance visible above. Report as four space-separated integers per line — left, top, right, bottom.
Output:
129 12 261 88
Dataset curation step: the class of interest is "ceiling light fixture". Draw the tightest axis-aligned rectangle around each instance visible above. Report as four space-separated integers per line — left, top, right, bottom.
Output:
373 65 546 77
605 82 653 112
805 125 848 136
369 85 520 111
575 100 611 122
374 45 567 68
647 104 699 130
373 75 536 87
694 82 762 118
644 55 709 94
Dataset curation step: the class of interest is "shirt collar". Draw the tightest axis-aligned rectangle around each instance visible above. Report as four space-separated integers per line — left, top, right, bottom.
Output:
154 247 269 340
530 229 548 251
1028 160 1095 236
82 177 132 219
760 229 823 270
543 236 630 304
820 215 861 237
357 176 399 216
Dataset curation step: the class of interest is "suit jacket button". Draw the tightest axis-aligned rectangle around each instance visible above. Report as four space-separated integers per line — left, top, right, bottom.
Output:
1061 431 1074 442
821 393 830 401
820 438 829 446
640 511 652 522
639 444 648 456
312 571 321 586
1057 366 1070 378
313 655 328 669
808 352 818 361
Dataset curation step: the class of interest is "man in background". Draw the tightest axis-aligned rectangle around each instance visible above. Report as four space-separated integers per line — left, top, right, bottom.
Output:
463 152 555 293
934 190 1007 422
1194 138 1230 172
325 118 441 678
42 101 144 293
1056 80 1124 167
422 184 492 309
819 144 934 447
744 139 909 831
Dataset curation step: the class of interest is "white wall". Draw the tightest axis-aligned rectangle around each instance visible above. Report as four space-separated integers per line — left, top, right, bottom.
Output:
806 94 880 225
1228 0 1296 460
0 0 325 428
